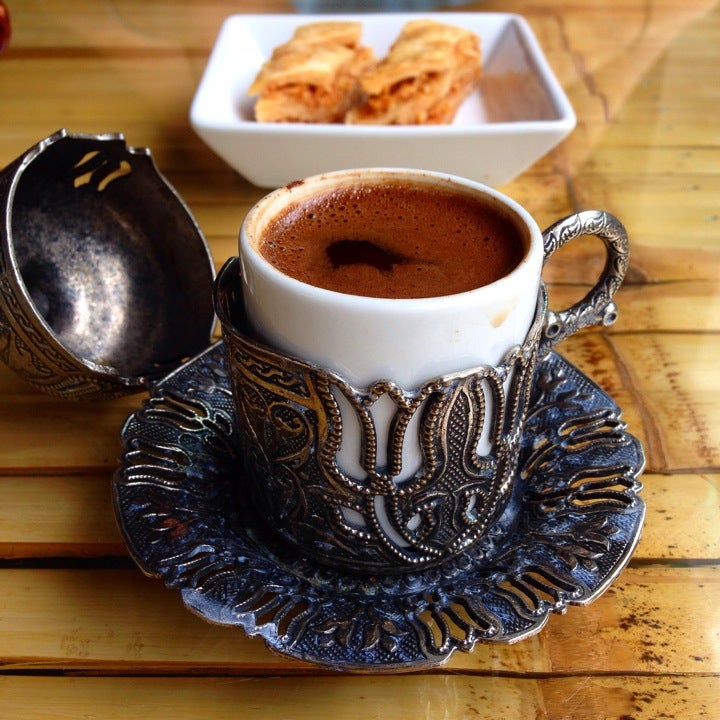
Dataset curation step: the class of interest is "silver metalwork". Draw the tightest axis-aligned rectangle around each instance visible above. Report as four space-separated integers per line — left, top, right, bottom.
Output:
213 205 630 573
540 210 630 353
216 258 546 572
0 129 215 400
113 341 645 671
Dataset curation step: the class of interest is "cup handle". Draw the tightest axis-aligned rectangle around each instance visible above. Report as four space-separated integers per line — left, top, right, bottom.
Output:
540 210 629 355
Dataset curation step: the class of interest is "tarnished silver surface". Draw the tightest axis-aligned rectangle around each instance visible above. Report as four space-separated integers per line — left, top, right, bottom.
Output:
540 210 630 353
0 129 215 400
113 341 645 671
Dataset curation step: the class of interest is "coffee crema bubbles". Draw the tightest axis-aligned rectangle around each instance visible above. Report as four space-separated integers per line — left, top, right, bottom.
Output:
258 182 526 299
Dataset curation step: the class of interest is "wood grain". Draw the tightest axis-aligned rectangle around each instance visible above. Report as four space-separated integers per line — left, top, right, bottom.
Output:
0 565 717 675
0 0 717 716
0 675 717 720
1 471 717 562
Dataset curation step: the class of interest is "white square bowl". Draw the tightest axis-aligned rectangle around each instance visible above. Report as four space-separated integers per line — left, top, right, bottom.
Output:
190 13 576 188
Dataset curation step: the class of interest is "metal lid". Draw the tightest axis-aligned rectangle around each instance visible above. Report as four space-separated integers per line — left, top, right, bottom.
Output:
0 129 216 400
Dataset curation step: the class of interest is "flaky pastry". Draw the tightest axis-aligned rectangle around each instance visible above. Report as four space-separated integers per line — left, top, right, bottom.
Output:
248 21 375 123
346 19 482 125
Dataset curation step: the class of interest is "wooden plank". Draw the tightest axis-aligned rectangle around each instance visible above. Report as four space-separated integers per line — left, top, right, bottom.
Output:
637 474 720 561
0 470 715 561
548 565 720 675
0 57 198 96
559 332 720 474
547 281 720 333
552 7 720 187
0 568 300 673
0 393 141 473
0 674 716 720
575 175 720 249
0 676 543 719
0 565 716 675
496 176 576 223
552 332 645 454
0 567 548 674
4 0 295 50
0 60 203 128
547 240 720 287
0 474 125 558
542 676 720 720
581 147 720 176
609 333 720 473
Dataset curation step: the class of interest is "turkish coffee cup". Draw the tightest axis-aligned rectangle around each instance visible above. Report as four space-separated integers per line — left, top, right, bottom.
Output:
214 168 629 573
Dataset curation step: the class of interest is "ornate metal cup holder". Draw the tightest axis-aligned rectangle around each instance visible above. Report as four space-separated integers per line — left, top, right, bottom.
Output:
113 341 645 671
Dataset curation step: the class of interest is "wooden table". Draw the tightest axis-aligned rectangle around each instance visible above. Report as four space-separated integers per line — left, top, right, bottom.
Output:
1 0 718 717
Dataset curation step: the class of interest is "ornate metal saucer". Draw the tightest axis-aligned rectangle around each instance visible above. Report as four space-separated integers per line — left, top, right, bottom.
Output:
113 341 645 671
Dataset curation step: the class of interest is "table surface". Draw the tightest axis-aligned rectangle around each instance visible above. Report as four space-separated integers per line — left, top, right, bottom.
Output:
1 0 718 717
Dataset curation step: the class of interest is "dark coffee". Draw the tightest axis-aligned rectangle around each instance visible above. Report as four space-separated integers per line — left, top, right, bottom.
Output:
258 182 526 299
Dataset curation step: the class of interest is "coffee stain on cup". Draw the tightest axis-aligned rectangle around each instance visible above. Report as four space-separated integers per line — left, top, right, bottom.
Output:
491 305 511 328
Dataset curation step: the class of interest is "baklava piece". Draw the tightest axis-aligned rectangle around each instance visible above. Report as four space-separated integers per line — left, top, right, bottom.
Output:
347 19 482 125
249 21 375 123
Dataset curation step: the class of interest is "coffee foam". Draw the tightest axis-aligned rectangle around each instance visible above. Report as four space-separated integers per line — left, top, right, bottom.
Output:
258 181 526 299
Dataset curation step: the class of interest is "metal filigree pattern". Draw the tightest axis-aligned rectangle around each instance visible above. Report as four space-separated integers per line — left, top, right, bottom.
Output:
540 210 629 353
113 341 645 671
222 314 542 572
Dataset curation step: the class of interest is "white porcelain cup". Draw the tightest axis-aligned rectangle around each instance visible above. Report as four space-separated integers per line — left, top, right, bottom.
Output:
215 168 629 572
239 169 543 389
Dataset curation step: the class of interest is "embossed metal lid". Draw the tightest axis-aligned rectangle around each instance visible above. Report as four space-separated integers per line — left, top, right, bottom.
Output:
0 129 216 400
